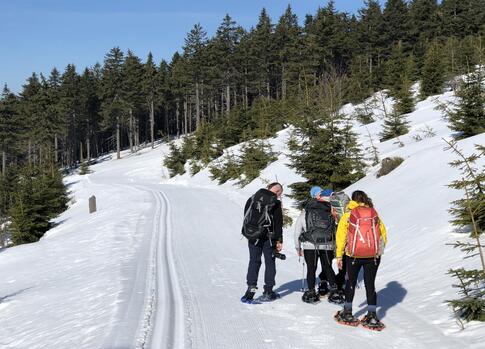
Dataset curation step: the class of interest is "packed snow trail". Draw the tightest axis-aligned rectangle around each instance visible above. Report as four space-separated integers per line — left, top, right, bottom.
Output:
150 184 468 349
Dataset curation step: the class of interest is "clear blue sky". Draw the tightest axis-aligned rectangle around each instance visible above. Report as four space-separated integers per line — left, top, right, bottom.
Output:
1 1 377 93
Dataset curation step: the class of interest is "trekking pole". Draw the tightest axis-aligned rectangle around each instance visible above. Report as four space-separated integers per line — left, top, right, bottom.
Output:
299 256 305 292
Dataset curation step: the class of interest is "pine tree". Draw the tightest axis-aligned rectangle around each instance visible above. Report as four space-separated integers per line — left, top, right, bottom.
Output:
19 73 43 165
100 47 125 159
122 50 145 153
420 40 445 98
59 64 82 166
347 55 373 103
382 0 411 55
238 140 277 186
393 56 416 116
384 41 408 96
46 68 66 165
248 9 275 98
78 67 101 162
163 142 187 177
288 73 365 206
380 110 410 141
409 0 439 63
440 0 485 38
9 166 63 245
183 23 208 130
356 0 385 89
447 67 485 138
444 139 485 322
0 86 21 174
143 52 162 148
274 5 302 100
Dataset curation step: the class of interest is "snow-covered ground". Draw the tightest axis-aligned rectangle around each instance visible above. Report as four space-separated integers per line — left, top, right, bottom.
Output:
0 90 483 348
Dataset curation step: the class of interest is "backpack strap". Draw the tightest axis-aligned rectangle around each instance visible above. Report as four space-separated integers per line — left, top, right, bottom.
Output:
243 195 255 221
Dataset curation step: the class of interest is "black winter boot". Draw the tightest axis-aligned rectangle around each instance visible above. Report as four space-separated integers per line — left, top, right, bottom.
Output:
327 285 344 304
318 281 329 296
302 289 320 304
334 309 359 326
260 290 281 302
241 286 257 303
360 311 385 331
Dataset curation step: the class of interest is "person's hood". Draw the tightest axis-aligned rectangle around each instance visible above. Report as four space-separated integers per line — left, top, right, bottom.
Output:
346 200 367 211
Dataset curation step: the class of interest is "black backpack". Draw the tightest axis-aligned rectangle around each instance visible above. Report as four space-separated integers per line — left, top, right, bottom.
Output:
242 189 277 240
300 199 335 245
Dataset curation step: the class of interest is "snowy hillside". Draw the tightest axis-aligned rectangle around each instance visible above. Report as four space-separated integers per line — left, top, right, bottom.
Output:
0 89 484 349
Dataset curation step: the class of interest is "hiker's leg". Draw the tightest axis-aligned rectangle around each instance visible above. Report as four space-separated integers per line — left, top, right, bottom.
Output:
304 249 318 290
336 254 347 290
344 258 363 309
363 257 381 311
319 249 337 287
318 255 327 283
262 239 276 291
246 240 263 287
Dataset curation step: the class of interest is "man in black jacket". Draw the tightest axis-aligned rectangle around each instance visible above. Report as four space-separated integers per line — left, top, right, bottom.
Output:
241 182 284 302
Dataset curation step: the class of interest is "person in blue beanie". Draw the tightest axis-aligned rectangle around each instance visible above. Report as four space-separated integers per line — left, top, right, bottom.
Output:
294 186 343 304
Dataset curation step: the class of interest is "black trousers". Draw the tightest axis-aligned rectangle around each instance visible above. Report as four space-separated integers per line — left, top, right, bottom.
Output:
345 257 380 306
246 239 276 291
304 249 337 290
319 254 347 290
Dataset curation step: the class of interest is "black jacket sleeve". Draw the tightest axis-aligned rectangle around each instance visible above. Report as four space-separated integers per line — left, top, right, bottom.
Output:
271 201 283 243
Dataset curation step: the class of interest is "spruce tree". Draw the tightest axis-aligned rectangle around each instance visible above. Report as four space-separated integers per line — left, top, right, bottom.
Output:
238 140 277 186
409 0 439 62
122 50 145 153
384 41 408 96
9 166 55 245
444 139 485 322
183 23 208 130
143 52 162 148
356 0 385 89
78 67 101 162
274 5 301 100
420 40 445 98
288 73 365 207
163 142 187 177
47 68 66 165
0 86 21 174
100 47 125 159
447 67 485 138
248 9 275 98
382 0 411 55
393 56 416 116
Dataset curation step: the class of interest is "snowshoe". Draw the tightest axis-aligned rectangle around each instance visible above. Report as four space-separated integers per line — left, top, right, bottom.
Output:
318 281 329 297
334 310 359 327
302 290 320 304
259 290 281 302
360 312 385 331
328 291 344 305
241 286 258 304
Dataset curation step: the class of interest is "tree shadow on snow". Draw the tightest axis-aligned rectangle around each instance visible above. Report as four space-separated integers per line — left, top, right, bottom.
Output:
274 279 305 298
355 281 407 319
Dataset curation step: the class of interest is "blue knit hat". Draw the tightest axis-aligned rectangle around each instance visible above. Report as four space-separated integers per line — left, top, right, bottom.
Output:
310 186 323 198
321 188 334 197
